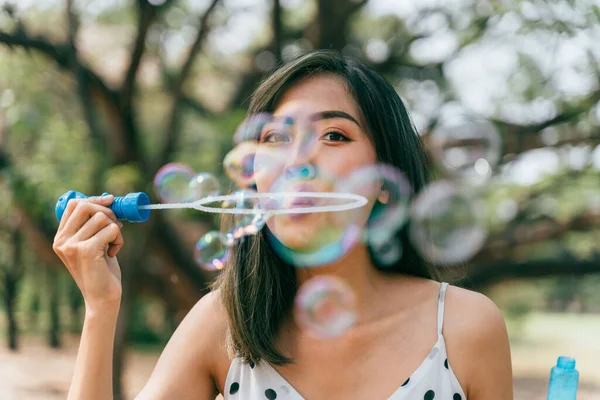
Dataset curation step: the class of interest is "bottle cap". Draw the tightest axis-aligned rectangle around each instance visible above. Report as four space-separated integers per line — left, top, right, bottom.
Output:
556 356 576 370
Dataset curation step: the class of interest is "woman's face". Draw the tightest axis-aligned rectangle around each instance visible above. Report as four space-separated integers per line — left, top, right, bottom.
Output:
253 74 379 251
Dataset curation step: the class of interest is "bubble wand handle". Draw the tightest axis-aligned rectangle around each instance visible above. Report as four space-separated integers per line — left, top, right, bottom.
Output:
55 190 152 223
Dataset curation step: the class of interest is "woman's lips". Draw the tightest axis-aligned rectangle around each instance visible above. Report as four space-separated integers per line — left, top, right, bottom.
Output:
290 198 316 208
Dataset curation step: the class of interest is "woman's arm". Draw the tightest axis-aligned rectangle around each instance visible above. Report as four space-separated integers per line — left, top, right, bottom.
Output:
445 287 514 400
68 306 120 400
135 291 224 400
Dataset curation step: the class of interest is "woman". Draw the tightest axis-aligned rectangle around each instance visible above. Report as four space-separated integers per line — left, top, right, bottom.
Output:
53 50 513 400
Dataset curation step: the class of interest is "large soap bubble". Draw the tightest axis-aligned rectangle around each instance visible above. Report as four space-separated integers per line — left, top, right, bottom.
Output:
263 166 362 267
409 181 488 265
430 114 502 184
153 163 196 203
294 275 357 338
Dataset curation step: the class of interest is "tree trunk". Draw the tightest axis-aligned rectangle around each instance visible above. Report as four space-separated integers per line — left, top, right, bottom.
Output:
47 268 61 349
3 275 19 350
113 224 151 400
67 279 84 333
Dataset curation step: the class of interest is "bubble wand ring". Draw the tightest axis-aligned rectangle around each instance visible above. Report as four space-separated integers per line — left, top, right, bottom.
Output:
140 191 369 215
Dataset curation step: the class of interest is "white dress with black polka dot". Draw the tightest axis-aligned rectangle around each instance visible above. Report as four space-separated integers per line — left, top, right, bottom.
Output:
224 282 467 400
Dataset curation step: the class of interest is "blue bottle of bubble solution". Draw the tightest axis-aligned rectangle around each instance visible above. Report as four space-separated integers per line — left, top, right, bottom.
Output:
547 356 579 400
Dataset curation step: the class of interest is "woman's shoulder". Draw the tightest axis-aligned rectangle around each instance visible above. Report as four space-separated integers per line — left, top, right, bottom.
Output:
442 283 513 398
191 290 232 391
442 283 507 340
187 289 230 362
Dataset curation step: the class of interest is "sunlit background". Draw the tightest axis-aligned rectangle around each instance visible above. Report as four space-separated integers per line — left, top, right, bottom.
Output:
0 0 599 399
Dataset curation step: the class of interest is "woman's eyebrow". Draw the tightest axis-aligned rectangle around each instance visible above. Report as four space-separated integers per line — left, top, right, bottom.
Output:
310 111 361 127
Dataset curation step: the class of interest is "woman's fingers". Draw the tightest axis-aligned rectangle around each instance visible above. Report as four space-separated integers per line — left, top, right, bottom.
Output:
84 222 123 256
58 195 114 230
74 212 122 242
60 199 119 237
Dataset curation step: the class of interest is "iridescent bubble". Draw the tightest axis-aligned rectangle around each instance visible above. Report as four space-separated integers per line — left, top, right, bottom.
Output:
252 116 293 183
430 114 501 183
370 235 403 267
294 275 357 338
222 189 267 240
189 172 220 200
292 112 319 160
264 167 361 267
223 141 257 189
233 112 273 144
153 163 195 203
194 231 230 271
336 164 413 246
252 112 320 185
409 181 488 265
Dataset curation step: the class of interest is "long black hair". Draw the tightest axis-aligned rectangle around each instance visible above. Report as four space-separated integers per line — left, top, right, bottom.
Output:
212 50 436 366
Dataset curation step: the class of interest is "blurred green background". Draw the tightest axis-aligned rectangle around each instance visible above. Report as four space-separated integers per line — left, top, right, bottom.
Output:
0 0 599 399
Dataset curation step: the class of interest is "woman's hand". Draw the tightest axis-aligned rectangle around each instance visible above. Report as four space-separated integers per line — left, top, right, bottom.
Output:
53 195 124 313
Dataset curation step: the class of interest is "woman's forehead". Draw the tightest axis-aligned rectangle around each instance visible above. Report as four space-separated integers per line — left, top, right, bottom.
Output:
273 74 360 118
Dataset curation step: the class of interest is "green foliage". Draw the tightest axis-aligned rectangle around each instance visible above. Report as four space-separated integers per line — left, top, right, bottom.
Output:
127 296 169 346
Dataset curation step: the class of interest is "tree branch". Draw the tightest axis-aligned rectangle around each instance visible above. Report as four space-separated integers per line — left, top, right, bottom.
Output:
64 0 108 168
495 88 600 155
0 28 119 103
456 254 600 290
156 0 221 170
181 94 211 116
473 210 600 267
272 0 283 61
121 1 158 106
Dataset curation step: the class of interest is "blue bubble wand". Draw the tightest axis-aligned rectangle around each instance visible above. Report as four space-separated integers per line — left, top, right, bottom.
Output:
55 190 368 223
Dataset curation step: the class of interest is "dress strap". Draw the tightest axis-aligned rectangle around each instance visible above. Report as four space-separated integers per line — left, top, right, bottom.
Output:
437 282 449 336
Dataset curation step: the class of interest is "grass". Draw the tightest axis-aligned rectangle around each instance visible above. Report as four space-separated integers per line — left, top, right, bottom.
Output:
507 311 600 384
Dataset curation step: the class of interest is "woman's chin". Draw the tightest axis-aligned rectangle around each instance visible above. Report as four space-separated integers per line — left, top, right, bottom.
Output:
271 230 320 251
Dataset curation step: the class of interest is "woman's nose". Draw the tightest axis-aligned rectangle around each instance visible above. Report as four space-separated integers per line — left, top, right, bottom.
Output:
285 126 319 167
283 163 317 181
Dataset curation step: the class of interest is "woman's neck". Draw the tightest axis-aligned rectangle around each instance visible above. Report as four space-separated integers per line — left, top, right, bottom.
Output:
294 243 389 318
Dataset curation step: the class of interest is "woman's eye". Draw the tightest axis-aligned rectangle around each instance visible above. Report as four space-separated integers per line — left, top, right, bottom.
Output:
263 132 291 143
323 131 349 142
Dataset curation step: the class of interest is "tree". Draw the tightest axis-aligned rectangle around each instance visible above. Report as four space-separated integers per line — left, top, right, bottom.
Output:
0 0 599 397
0 212 24 350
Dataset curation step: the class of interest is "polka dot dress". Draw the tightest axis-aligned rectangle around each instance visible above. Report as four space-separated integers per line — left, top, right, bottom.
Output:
224 282 467 399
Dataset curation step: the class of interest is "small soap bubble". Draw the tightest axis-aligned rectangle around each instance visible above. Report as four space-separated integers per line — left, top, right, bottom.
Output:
233 112 273 144
337 164 413 245
189 172 220 200
222 189 267 239
153 163 195 203
194 231 230 271
430 114 501 183
409 181 488 265
223 141 257 189
370 235 403 267
294 275 357 338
